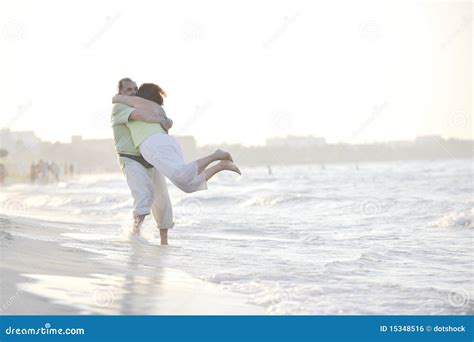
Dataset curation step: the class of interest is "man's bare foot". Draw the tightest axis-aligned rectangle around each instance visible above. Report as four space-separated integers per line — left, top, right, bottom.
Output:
214 149 233 162
219 160 241 175
133 215 145 234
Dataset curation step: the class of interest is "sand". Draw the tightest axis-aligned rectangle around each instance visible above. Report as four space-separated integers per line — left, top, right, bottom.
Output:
0 215 264 315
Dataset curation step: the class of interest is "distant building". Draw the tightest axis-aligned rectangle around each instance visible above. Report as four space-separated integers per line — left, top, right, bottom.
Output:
266 135 326 148
415 135 443 144
0 128 472 179
387 140 412 148
71 135 83 144
0 128 42 152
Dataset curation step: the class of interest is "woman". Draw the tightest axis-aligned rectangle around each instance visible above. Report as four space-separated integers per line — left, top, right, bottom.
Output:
113 83 241 193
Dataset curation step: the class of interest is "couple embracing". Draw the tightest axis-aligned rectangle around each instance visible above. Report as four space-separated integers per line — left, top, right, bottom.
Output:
110 78 241 245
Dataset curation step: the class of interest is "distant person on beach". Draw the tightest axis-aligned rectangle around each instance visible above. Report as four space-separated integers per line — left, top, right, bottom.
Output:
30 162 37 183
0 163 5 186
49 161 60 182
111 78 174 244
113 83 241 194
37 160 49 183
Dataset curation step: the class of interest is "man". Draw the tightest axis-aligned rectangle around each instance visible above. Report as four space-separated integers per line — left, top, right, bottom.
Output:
111 77 174 245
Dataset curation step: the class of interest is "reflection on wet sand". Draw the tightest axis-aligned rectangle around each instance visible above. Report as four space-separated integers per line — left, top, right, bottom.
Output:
18 238 263 314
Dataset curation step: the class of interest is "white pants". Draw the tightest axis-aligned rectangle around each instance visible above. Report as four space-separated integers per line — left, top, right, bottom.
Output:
121 157 174 229
140 133 207 193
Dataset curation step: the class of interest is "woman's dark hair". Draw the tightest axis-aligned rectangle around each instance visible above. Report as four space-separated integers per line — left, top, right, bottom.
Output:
137 83 167 105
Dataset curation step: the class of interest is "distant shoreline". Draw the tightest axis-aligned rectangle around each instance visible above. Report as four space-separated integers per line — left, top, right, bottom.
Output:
0 157 472 186
1 128 472 174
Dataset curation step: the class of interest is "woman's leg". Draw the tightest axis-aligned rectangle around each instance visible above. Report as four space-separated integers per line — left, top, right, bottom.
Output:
141 135 208 193
159 229 168 245
140 134 240 193
196 149 233 174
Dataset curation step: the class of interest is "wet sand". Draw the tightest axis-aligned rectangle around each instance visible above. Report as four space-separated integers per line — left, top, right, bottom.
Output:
0 216 264 315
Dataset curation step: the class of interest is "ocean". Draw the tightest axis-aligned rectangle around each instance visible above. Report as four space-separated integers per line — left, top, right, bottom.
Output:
0 159 472 314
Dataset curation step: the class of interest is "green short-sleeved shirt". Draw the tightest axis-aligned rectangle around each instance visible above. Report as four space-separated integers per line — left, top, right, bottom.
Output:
126 120 166 148
111 104 140 167
112 103 134 125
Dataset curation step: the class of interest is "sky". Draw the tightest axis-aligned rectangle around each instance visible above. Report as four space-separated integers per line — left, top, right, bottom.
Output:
0 0 472 146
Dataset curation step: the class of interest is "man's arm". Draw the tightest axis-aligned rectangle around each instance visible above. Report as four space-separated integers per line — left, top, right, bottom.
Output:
129 109 166 123
113 95 165 116
112 98 173 131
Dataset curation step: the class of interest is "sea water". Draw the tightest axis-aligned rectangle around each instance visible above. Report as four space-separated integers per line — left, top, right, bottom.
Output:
1 159 472 314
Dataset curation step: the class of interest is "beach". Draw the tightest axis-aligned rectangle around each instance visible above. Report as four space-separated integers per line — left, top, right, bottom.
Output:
0 160 473 315
0 215 263 315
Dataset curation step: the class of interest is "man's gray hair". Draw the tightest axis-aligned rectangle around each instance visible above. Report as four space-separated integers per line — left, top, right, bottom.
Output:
118 78 133 92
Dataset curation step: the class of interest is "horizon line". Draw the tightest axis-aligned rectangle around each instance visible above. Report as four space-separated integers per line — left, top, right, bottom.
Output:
1 128 472 147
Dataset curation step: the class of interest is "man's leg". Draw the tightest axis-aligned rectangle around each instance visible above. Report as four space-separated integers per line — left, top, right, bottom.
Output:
150 167 174 245
122 158 155 234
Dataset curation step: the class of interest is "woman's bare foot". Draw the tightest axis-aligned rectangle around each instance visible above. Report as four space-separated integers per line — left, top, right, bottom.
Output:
214 149 233 162
218 160 241 175
203 160 242 181
159 229 168 245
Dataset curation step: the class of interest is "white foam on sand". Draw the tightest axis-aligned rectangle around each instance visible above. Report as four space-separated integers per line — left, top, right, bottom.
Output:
434 209 473 228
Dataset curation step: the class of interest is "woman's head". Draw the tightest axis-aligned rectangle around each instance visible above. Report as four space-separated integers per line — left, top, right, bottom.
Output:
137 83 167 105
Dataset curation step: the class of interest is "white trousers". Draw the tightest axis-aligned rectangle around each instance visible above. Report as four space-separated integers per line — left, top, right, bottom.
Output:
121 157 174 229
140 133 207 193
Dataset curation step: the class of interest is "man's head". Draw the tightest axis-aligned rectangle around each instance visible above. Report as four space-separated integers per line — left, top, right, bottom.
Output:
117 78 138 96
